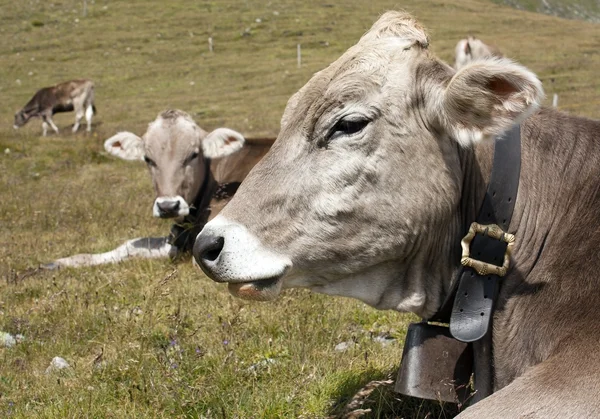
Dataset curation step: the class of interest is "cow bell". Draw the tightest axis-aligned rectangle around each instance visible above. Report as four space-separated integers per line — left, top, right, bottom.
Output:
395 322 473 404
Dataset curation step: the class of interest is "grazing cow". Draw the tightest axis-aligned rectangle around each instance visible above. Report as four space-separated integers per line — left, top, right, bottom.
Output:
454 36 503 69
193 11 600 418
45 109 272 268
13 79 96 136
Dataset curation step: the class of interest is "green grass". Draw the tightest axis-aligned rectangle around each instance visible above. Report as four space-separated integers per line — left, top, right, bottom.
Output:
491 0 600 22
1 0 600 417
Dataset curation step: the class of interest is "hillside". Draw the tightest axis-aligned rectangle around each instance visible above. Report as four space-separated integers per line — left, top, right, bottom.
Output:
1 0 600 417
492 0 600 22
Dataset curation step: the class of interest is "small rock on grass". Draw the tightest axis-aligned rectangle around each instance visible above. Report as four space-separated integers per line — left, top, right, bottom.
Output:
373 334 397 346
334 341 356 352
0 332 16 348
247 357 277 372
46 357 71 374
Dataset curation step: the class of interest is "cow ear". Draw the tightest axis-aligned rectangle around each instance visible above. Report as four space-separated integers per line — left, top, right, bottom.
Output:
104 132 145 161
440 58 544 146
202 128 245 159
454 39 470 69
465 38 472 55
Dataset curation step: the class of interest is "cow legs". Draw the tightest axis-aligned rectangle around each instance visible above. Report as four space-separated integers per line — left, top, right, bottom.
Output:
42 237 172 269
85 104 94 132
42 114 59 135
42 121 49 137
49 118 59 134
72 109 84 133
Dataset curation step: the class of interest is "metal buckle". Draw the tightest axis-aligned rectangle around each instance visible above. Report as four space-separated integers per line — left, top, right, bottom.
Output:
460 222 515 277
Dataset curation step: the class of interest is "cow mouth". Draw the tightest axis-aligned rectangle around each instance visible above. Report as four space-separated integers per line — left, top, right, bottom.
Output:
153 197 190 219
157 210 188 220
227 277 282 301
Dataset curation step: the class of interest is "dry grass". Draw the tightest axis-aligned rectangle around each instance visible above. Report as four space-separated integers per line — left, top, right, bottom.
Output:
1 0 600 417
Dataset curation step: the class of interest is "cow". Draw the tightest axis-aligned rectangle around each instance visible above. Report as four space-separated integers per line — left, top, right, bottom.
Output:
454 36 503 69
44 109 272 268
193 11 600 418
13 79 96 136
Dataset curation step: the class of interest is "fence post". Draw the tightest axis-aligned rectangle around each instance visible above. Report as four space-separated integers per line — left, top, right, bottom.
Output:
297 44 301 68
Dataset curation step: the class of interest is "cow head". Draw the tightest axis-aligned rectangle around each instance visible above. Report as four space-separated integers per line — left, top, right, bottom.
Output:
193 12 543 317
454 36 503 69
104 109 245 220
13 110 31 129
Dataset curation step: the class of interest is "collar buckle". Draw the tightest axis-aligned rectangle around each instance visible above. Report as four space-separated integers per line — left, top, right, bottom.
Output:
460 222 515 277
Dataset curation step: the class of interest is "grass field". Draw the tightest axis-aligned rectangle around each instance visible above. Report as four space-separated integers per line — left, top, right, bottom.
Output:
492 0 600 22
1 0 600 417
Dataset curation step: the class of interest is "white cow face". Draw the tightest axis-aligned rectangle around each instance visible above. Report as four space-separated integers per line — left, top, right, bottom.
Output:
104 110 244 220
193 12 543 317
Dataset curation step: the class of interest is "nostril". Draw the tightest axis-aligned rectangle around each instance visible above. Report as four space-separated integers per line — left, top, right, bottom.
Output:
193 234 225 272
203 237 224 262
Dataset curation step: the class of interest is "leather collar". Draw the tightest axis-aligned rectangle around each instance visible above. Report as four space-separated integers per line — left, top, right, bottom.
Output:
169 159 215 252
168 161 243 253
427 124 521 401
429 124 521 329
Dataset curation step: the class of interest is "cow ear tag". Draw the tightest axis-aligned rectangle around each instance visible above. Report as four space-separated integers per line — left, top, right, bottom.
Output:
395 322 473 404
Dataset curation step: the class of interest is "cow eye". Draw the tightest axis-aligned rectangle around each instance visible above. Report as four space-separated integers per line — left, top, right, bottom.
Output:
144 156 156 167
329 118 370 141
184 151 199 165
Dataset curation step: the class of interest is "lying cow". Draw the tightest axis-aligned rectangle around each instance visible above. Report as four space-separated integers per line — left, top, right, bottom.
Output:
45 109 272 268
454 36 503 69
13 79 96 136
193 11 600 418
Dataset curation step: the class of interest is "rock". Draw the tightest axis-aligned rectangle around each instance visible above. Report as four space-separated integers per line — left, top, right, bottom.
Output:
334 341 355 352
373 335 397 346
0 332 16 348
247 357 276 372
46 357 71 373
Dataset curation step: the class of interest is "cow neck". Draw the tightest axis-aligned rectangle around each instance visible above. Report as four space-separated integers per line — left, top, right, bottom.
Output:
169 159 216 252
429 124 522 402
187 158 217 225
169 160 244 253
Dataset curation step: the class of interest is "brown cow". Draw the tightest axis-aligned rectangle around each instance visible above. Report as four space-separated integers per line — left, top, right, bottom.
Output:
13 79 96 136
45 109 272 268
193 11 600 418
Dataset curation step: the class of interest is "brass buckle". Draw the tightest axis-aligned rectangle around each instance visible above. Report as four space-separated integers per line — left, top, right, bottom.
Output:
460 222 515 277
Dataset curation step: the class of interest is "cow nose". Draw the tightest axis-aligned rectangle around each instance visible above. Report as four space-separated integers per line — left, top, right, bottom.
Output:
157 200 180 214
193 234 225 278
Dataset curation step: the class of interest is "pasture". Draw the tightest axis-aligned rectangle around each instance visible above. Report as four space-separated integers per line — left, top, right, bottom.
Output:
1 0 600 417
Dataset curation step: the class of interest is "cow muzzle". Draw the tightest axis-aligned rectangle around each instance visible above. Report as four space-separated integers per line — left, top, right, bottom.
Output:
193 215 292 301
153 196 190 219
